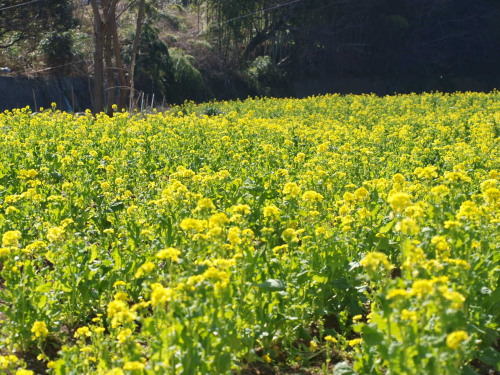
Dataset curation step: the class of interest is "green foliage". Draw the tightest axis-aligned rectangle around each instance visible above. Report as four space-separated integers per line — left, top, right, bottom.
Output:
168 47 210 103
198 102 225 116
0 0 77 49
245 56 288 97
134 24 174 100
187 39 213 51
158 12 182 30
128 22 210 104
40 32 74 71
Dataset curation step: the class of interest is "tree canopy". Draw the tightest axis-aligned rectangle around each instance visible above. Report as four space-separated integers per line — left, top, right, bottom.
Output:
0 0 76 48
201 0 500 77
0 0 499 111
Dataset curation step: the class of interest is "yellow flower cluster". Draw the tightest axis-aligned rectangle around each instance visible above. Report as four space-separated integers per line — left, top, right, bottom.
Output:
156 247 181 262
360 251 393 273
2 230 21 247
107 299 137 328
31 321 49 339
446 331 469 350
0 92 497 374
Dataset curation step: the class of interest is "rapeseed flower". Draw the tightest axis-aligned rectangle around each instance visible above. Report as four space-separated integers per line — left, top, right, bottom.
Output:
123 361 145 370
480 179 498 192
46 226 65 242
180 218 207 232
352 314 363 323
294 152 306 163
230 204 251 215
456 201 481 221
360 252 392 273
105 368 124 375
439 287 466 309
446 331 469 349
150 283 175 307
2 230 21 247
31 321 49 339
387 192 412 212
302 190 324 203
282 228 302 243
117 328 133 343
392 174 405 184
209 212 229 227
135 262 155 278
114 292 130 301
195 198 216 212
263 205 280 220
227 226 242 245
483 187 500 203
15 370 34 375
309 340 318 351
395 217 420 235
283 182 301 197
324 335 338 344
411 279 434 298
386 289 409 299
348 338 362 347
1 92 498 374
444 171 471 183
156 247 181 262
414 166 438 179
401 309 418 322
74 326 91 338
354 187 370 201
107 300 137 328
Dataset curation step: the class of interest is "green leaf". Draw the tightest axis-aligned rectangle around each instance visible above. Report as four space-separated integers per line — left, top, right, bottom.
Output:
461 365 479 375
53 281 72 292
313 275 328 283
361 324 384 346
378 219 395 234
89 244 99 263
333 361 358 375
35 283 52 293
37 294 48 309
487 286 500 313
112 247 122 269
257 279 285 292
108 201 125 213
478 347 500 368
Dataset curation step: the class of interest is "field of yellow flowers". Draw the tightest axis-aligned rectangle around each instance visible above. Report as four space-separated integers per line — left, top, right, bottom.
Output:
0 92 499 374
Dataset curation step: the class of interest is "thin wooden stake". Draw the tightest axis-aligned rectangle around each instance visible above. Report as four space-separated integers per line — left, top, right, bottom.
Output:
32 88 37 111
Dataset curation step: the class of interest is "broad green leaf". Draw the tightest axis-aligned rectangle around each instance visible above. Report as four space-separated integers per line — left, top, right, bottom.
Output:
333 361 358 375
257 279 285 292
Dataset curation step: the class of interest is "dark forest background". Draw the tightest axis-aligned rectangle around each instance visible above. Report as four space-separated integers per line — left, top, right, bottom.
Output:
0 0 499 111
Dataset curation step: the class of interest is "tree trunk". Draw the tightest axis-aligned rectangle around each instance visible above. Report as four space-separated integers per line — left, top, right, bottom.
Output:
90 0 105 113
104 27 115 116
128 0 146 112
91 0 147 113
111 16 129 110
